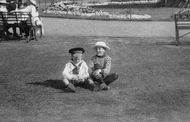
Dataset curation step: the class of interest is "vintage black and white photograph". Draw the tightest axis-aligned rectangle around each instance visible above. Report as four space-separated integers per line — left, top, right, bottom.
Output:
0 0 190 122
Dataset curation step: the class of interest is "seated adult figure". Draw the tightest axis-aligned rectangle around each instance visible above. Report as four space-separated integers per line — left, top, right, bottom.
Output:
0 0 14 37
17 0 23 9
12 0 44 38
6 0 17 12
6 0 21 38
0 0 7 39
8 0 23 9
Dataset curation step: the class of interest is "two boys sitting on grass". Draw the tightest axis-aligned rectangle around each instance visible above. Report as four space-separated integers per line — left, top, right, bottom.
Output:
62 41 118 92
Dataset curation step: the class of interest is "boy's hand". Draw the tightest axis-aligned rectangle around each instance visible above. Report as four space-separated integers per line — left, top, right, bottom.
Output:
93 69 101 75
93 69 102 79
95 74 102 79
77 76 85 82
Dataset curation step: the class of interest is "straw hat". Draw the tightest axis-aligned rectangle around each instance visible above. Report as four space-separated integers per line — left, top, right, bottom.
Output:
0 0 8 4
94 41 110 50
28 0 37 6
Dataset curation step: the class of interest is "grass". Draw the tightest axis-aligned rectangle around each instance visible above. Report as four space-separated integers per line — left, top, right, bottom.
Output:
1 35 190 121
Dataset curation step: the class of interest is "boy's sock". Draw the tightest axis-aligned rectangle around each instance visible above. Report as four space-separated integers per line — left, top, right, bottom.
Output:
87 78 96 91
93 84 101 91
88 83 95 91
100 83 110 90
65 83 76 92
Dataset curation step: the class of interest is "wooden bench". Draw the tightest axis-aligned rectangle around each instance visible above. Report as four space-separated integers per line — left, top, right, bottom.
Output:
174 9 190 45
0 12 42 42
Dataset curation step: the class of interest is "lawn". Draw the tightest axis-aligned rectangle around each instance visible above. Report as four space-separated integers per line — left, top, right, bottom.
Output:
1 16 190 121
1 32 190 122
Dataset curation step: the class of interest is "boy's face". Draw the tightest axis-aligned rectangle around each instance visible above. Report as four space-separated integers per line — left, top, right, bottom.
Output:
0 4 6 10
72 53 83 63
95 47 105 56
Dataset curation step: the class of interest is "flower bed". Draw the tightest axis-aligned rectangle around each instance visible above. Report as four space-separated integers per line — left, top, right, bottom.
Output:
42 1 151 21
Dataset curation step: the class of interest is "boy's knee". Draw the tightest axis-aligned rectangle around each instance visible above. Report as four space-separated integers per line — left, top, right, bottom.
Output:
113 73 119 80
63 78 69 85
87 78 94 84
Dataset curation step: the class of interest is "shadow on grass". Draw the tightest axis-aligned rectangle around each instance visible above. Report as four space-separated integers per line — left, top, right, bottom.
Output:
27 79 91 91
125 88 190 117
27 79 66 90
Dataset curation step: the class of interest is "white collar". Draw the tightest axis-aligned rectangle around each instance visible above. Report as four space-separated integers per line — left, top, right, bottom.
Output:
71 60 83 66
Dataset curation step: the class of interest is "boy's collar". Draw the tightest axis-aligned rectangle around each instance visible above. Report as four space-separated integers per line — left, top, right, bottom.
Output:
71 60 83 65
96 54 106 58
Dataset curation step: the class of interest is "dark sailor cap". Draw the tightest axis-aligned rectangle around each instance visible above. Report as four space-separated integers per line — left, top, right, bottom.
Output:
69 47 85 54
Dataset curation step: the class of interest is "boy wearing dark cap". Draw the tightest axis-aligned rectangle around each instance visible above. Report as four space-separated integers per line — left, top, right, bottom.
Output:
62 47 95 92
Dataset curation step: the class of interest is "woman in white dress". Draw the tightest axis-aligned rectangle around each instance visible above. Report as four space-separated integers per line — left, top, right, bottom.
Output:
13 0 44 37
0 0 8 12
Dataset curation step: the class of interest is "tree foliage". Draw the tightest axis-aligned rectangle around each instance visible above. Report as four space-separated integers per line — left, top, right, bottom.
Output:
164 0 190 7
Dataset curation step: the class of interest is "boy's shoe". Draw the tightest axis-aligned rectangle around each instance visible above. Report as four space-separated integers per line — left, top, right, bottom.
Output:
88 83 95 91
93 85 101 91
89 83 100 91
100 83 110 90
65 83 76 93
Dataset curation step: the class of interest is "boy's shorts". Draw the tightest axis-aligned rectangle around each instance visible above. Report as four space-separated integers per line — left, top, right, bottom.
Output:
69 79 88 86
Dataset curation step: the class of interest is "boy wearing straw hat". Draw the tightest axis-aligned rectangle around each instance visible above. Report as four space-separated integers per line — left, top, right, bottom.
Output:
62 47 95 92
89 41 118 90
